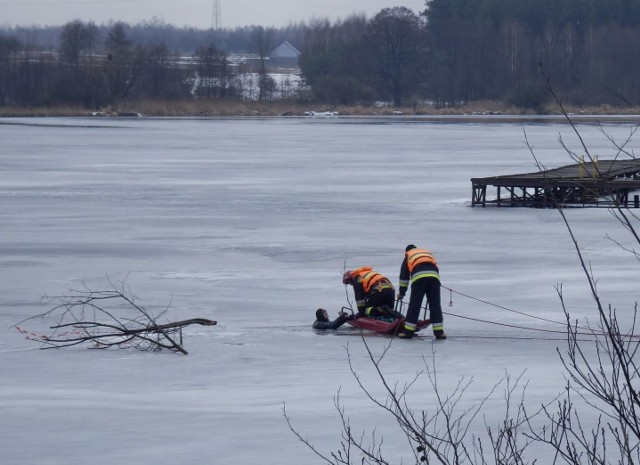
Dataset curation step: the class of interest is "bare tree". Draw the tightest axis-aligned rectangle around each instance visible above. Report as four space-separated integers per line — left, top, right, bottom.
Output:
59 20 98 67
54 20 102 108
102 22 142 102
251 26 277 101
517 84 640 465
141 43 170 98
367 7 427 107
195 43 233 99
284 335 537 465
0 34 20 106
298 15 373 105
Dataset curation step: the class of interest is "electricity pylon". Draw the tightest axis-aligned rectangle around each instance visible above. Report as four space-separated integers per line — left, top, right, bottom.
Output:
211 0 221 30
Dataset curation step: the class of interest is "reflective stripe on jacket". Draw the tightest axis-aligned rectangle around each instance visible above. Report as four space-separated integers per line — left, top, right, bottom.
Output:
399 248 440 294
406 248 437 272
351 266 393 294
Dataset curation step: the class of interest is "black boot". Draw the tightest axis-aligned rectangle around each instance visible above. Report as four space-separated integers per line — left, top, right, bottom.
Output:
398 329 415 339
434 329 447 340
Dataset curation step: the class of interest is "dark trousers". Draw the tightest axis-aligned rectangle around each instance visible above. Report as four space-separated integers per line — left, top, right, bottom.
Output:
365 287 396 317
405 277 442 326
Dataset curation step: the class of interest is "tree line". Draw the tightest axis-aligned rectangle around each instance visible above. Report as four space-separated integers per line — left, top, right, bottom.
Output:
0 20 303 108
301 0 640 109
1 0 640 111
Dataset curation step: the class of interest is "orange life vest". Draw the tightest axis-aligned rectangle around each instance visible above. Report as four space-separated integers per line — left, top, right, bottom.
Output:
351 266 389 294
406 248 437 272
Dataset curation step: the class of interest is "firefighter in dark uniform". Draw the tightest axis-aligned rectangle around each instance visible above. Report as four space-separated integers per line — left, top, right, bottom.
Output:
343 266 396 318
397 244 447 340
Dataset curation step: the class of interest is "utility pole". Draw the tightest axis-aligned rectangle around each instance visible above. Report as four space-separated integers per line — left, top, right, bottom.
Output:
211 0 221 30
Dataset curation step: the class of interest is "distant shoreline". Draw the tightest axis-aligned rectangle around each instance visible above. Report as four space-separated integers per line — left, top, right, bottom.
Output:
2 100 640 121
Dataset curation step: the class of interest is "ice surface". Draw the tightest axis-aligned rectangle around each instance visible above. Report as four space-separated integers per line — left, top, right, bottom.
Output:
0 116 638 464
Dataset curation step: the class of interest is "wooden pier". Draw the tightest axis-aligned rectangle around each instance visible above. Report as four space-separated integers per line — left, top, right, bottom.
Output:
471 159 640 208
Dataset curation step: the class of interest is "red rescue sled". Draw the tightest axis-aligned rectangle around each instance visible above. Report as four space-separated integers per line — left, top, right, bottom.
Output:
347 317 431 335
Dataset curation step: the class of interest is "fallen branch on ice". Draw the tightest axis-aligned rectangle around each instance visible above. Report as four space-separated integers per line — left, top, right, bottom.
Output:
15 280 216 355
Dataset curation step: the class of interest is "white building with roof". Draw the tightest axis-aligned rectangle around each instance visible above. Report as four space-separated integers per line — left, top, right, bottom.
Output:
269 41 301 69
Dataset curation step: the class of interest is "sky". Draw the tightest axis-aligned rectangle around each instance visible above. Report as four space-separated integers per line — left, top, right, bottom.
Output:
1 116 638 464
0 0 428 28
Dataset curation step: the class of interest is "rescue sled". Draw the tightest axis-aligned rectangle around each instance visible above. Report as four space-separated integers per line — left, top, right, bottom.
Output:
347 316 431 335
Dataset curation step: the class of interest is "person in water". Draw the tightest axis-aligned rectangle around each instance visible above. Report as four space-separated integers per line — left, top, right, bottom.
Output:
312 308 353 330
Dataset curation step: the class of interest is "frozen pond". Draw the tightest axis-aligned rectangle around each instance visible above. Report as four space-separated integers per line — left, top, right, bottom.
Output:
1 116 638 464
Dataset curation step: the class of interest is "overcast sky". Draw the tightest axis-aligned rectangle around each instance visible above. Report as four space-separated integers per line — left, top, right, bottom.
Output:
0 0 427 29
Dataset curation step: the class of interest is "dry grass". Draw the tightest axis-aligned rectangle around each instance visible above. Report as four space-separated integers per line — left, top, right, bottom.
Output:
1 99 640 118
0 105 96 117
